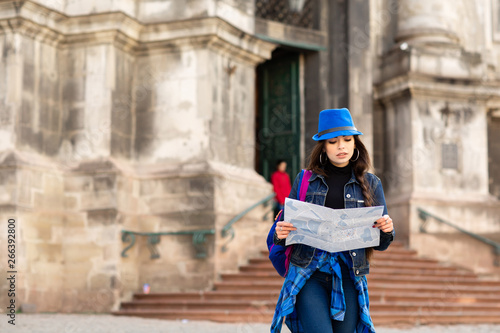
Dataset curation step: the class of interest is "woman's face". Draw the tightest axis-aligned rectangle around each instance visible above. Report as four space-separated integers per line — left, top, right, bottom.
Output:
323 135 355 167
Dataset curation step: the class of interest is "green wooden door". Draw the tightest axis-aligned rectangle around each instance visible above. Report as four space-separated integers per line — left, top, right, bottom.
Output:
257 54 301 181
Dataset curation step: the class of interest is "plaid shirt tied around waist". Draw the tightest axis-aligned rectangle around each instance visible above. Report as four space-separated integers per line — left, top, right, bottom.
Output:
270 250 376 333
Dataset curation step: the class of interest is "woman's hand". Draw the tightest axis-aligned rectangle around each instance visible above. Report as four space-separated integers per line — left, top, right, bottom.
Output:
373 215 394 233
275 221 297 239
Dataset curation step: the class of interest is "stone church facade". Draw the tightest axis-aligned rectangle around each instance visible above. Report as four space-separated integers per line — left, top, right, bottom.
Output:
0 0 499 313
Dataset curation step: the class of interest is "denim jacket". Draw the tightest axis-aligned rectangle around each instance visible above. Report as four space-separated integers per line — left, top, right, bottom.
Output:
274 170 394 277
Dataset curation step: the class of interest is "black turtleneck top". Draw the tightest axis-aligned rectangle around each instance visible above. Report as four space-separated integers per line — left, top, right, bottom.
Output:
323 162 354 275
324 162 352 209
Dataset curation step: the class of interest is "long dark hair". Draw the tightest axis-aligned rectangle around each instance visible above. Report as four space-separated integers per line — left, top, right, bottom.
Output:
306 135 375 261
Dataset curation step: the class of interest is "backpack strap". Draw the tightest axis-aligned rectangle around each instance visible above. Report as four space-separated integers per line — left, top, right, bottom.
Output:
298 169 312 202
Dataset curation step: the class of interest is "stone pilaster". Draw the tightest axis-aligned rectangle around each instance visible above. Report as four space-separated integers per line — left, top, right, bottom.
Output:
396 0 461 45
374 0 500 274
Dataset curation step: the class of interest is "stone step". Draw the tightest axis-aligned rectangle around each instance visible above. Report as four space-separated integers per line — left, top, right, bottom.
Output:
112 309 273 323
372 311 500 325
367 283 500 295
249 256 440 265
368 260 465 270
248 258 465 271
238 264 475 278
121 298 500 313
219 272 492 286
260 248 420 258
113 309 500 325
117 240 500 326
367 274 500 286
121 299 276 311
218 272 500 288
370 291 500 304
132 291 281 302
213 280 500 294
132 289 500 304
260 244 416 258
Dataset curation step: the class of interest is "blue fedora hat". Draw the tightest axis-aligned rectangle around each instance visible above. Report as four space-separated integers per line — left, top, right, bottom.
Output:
312 108 363 141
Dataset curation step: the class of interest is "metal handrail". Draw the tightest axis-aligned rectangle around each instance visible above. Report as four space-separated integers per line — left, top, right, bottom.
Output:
220 193 275 252
120 193 274 258
417 207 500 266
121 229 215 259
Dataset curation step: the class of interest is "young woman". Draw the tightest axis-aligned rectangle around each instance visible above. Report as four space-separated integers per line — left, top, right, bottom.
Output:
271 108 394 333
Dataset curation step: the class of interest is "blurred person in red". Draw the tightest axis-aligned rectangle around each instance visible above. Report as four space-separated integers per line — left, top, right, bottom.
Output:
271 159 292 217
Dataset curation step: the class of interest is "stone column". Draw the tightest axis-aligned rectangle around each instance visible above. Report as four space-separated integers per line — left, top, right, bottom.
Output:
348 0 374 153
127 14 276 288
375 0 500 275
396 0 461 45
326 0 374 155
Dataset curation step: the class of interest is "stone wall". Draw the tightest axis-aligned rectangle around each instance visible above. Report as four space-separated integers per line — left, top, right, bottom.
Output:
0 0 276 313
373 0 500 274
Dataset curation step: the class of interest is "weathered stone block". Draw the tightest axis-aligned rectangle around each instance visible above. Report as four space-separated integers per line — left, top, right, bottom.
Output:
65 107 85 131
134 86 152 113
62 78 85 102
34 224 52 241
146 196 191 214
62 212 86 227
160 178 190 195
63 272 89 290
63 243 102 262
80 191 115 210
39 73 60 101
138 179 161 197
64 195 78 210
111 132 132 158
33 192 59 210
32 243 63 263
87 208 117 226
94 175 115 191
189 177 213 194
37 213 63 227
23 62 35 93
94 225 120 244
43 173 64 194
19 125 43 152
89 273 114 290
111 97 132 133
188 194 214 211
116 194 139 213
43 131 62 156
64 175 93 192
135 215 160 232
22 225 39 241
40 101 60 132
0 203 16 215
135 111 155 136
133 136 152 159
20 98 33 125
103 244 119 260
160 212 215 229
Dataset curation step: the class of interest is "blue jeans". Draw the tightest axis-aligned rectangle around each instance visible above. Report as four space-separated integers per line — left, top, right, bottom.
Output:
295 268 359 333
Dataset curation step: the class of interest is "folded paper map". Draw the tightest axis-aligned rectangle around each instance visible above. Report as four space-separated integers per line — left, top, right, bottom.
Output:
284 198 384 252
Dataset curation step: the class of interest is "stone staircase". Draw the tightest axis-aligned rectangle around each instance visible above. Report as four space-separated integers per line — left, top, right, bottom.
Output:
113 242 500 325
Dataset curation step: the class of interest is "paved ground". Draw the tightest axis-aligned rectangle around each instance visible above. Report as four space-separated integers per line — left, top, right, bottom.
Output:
1 314 500 333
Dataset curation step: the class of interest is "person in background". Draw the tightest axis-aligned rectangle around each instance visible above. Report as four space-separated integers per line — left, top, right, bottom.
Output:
271 159 292 217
